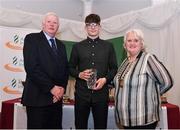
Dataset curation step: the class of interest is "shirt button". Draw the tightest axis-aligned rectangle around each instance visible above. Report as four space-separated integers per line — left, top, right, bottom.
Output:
92 45 95 48
92 62 94 65
92 53 94 56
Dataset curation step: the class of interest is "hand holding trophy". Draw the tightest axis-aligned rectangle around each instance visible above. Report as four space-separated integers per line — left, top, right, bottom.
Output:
87 68 97 89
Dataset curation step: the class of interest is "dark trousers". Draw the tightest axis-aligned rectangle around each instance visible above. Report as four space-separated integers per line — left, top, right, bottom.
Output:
26 102 62 129
75 98 108 129
123 121 158 129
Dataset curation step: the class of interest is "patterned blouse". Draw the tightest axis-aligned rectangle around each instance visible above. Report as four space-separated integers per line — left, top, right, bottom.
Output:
113 51 173 127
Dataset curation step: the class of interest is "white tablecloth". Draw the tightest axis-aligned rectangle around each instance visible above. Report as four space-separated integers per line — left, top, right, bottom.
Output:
13 103 167 129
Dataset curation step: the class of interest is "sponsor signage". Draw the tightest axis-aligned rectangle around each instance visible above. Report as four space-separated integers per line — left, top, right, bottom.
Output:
0 27 39 105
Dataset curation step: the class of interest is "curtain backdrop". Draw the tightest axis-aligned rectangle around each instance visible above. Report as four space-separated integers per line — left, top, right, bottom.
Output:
0 1 180 107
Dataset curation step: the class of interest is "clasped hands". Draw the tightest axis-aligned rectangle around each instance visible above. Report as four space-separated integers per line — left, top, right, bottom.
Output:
79 69 106 90
50 85 64 103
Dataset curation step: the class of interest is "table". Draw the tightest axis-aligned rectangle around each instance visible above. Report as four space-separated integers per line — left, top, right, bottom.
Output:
1 98 117 129
162 103 180 129
1 98 180 129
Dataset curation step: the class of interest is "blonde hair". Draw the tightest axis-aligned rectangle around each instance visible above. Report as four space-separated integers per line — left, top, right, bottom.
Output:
124 29 145 51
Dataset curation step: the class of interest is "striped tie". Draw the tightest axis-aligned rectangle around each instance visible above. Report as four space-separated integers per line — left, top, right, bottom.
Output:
50 38 57 55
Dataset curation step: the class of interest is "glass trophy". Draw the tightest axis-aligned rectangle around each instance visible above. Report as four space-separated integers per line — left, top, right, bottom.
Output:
87 69 97 89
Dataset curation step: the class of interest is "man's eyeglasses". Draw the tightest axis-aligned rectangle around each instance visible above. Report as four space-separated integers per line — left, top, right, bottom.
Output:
86 23 100 28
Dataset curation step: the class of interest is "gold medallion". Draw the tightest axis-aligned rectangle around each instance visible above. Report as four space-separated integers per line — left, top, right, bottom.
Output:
119 79 124 88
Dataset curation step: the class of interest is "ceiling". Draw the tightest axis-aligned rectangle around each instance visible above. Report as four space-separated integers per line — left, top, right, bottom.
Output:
0 0 152 21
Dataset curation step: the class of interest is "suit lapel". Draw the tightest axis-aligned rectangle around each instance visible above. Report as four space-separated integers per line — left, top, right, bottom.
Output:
39 31 58 58
39 31 64 64
55 39 62 55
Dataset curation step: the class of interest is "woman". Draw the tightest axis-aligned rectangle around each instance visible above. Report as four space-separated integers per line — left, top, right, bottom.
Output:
114 29 173 129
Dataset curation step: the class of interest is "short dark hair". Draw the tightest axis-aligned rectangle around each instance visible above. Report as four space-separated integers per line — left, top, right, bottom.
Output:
85 14 101 24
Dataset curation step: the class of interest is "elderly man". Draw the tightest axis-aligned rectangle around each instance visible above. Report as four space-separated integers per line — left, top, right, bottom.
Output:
21 12 69 129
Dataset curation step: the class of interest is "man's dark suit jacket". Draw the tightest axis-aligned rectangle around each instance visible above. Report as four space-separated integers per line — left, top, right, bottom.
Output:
21 31 69 107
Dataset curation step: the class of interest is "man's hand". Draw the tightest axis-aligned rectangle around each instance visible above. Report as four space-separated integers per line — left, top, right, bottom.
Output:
78 69 92 81
93 78 107 90
50 85 64 103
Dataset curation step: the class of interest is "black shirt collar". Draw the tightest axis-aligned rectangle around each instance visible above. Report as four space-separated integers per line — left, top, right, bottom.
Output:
87 37 99 44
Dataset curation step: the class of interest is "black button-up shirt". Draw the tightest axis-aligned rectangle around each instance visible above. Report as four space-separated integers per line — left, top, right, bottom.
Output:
69 37 117 102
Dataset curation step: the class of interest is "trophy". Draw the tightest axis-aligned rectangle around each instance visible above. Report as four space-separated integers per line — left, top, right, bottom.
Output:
87 68 97 89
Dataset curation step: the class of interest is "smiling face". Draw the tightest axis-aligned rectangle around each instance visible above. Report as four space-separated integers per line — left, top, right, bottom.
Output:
124 30 144 58
85 23 101 38
42 13 59 37
84 14 101 39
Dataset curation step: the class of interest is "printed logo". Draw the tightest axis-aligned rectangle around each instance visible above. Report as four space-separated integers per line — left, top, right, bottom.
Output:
5 34 24 50
2 78 23 94
4 56 24 72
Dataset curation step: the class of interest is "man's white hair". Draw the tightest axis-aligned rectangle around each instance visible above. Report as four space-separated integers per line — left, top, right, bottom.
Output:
42 12 59 24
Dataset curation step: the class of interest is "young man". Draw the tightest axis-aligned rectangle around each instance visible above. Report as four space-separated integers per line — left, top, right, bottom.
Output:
69 13 117 129
21 12 69 129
